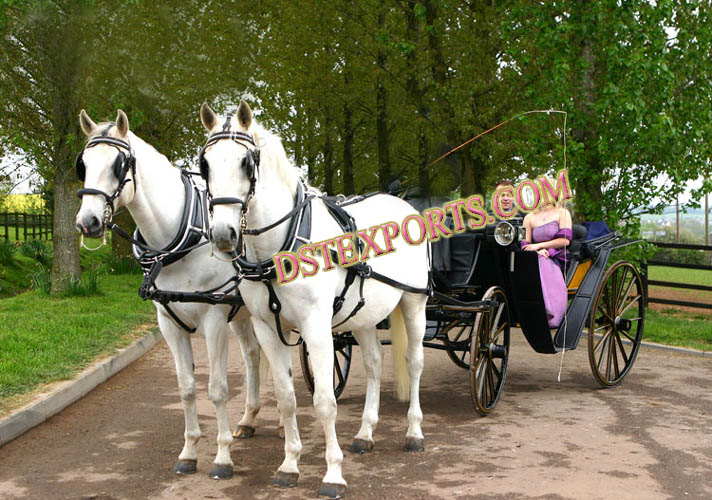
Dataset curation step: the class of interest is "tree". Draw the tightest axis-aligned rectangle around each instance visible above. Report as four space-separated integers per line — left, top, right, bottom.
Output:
503 0 712 226
0 0 253 287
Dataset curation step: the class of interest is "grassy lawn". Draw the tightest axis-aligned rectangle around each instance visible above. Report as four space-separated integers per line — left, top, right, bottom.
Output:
0 273 156 412
643 307 711 352
647 265 712 286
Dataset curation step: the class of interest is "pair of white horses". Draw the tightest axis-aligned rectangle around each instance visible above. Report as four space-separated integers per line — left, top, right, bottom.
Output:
75 103 429 498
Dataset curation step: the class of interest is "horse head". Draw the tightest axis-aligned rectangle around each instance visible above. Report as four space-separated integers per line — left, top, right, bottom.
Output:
75 109 136 238
200 101 260 253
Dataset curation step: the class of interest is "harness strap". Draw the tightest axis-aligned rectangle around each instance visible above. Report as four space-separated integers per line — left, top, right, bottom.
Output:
333 265 357 315
130 173 208 268
256 259 303 347
162 303 197 333
333 274 366 329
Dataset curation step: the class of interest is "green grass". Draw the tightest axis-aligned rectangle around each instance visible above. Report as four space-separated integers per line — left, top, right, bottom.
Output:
643 307 712 352
647 265 712 287
0 273 156 404
0 253 45 298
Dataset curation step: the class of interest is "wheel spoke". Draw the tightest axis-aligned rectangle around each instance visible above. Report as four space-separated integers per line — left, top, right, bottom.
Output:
605 333 614 380
597 303 614 323
597 332 611 370
614 267 629 311
492 323 506 343
334 356 344 385
620 329 637 343
611 333 621 379
491 360 501 380
615 332 630 364
616 274 635 314
477 362 486 402
594 327 613 354
593 324 610 333
619 294 641 316
487 361 496 403
492 302 504 333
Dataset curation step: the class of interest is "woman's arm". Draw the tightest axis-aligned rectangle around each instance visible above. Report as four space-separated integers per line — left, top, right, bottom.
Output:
535 209 573 251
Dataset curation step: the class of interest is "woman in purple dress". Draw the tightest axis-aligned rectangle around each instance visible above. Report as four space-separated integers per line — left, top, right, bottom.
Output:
520 205 573 328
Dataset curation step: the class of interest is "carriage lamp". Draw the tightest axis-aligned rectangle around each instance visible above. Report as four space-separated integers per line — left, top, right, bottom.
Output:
494 221 515 246
517 225 526 242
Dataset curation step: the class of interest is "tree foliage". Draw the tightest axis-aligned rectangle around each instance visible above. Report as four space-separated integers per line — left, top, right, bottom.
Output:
1 0 710 263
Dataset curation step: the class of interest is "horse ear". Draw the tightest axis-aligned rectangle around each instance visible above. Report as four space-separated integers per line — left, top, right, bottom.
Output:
201 103 218 131
79 109 97 136
116 109 129 137
237 100 252 129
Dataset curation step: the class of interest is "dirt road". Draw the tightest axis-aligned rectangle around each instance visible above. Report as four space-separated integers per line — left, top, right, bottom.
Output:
0 331 710 500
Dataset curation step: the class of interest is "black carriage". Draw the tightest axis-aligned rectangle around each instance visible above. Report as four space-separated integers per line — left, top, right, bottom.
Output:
300 203 645 416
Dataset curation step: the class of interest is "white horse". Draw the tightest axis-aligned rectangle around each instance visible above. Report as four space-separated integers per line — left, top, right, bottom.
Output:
199 101 430 498
75 109 267 480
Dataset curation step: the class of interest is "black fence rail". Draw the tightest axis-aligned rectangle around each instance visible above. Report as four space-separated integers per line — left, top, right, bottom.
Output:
0 212 52 241
642 241 712 310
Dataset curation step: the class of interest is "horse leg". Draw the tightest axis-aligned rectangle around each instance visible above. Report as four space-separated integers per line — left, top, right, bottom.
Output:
230 318 261 439
301 319 347 498
251 319 302 488
159 315 201 474
349 327 382 454
399 294 427 452
203 315 234 479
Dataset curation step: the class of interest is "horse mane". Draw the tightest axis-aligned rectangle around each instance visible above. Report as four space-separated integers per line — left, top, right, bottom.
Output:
210 115 300 196
253 122 299 196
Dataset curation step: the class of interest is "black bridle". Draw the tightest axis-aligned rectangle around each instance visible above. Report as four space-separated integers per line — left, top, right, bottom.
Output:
198 113 262 255
76 134 137 226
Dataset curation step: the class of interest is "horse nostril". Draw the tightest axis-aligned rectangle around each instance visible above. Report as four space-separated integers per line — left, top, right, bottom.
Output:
88 215 101 231
228 227 238 244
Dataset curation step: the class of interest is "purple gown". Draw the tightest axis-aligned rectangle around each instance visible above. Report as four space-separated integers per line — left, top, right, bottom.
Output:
522 221 572 328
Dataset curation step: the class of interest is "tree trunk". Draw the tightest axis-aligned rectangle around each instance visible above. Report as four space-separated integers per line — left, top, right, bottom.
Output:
342 100 355 195
50 168 81 293
323 121 335 195
418 130 430 193
571 1 604 220
376 8 391 191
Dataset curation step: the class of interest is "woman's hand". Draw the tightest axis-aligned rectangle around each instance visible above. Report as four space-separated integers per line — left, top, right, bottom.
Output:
537 248 550 258
523 243 541 251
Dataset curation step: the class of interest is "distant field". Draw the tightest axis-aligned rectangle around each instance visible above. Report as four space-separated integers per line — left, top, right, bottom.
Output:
0 194 46 212
647 265 712 287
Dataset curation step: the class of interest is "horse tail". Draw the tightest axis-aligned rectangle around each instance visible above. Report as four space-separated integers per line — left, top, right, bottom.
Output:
259 347 270 389
390 304 410 402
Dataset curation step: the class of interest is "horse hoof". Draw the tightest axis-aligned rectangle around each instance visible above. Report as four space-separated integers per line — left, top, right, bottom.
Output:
173 459 198 475
278 426 285 439
403 437 425 452
233 425 256 439
209 464 234 480
318 482 347 499
349 438 374 454
271 471 299 488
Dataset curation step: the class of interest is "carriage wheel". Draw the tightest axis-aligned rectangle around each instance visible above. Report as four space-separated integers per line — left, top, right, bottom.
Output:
299 334 352 400
444 321 476 369
588 260 644 388
470 286 511 416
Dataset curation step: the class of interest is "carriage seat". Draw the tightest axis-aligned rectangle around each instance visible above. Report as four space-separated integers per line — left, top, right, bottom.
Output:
565 224 590 288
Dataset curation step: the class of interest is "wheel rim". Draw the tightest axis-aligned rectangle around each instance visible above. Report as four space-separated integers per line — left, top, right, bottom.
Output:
444 320 476 369
470 286 510 416
299 336 352 399
588 261 644 388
